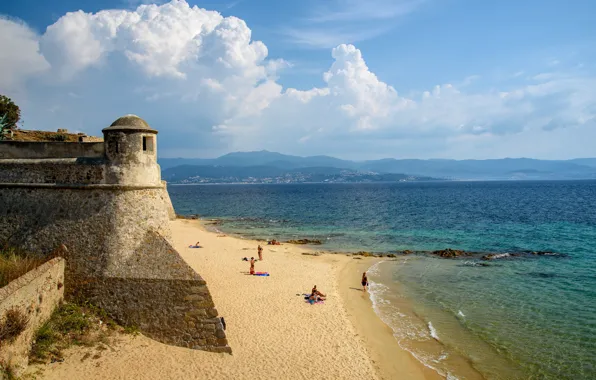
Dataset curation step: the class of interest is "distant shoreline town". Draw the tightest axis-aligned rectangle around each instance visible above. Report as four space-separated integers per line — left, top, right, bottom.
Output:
168 170 440 184
159 150 596 183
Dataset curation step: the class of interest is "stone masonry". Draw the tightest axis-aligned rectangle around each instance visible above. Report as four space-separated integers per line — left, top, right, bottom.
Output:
0 258 65 376
0 115 230 353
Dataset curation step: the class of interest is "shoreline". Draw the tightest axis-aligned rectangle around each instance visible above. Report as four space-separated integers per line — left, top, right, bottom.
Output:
201 219 443 379
217 221 485 380
29 219 441 379
337 257 442 380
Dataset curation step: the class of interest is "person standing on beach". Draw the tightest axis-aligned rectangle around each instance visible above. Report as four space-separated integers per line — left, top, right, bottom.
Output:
250 257 255 275
361 272 368 292
258 245 263 261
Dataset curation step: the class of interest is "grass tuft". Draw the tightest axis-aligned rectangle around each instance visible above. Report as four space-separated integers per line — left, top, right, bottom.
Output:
29 302 127 364
0 247 48 288
0 308 29 344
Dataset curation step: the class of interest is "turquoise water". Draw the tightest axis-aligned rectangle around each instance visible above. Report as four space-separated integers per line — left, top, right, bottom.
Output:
169 181 596 379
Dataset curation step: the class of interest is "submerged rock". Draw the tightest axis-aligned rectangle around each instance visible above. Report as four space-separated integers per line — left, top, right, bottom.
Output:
530 251 557 256
431 248 469 258
176 214 199 220
286 239 322 245
482 253 512 260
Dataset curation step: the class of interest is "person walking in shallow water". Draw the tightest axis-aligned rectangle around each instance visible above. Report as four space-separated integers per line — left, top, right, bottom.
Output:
362 272 368 292
258 245 263 261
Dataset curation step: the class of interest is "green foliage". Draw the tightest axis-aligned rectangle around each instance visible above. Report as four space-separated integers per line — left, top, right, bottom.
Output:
30 322 59 362
0 363 16 380
53 303 91 334
0 114 10 141
0 95 20 130
123 325 139 335
30 303 91 363
30 302 123 364
47 133 68 142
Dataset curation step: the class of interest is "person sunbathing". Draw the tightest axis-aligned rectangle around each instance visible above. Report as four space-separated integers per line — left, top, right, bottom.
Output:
311 285 326 300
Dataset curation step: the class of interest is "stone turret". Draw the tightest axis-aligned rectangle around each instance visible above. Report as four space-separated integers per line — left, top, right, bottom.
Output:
0 114 230 353
102 114 161 186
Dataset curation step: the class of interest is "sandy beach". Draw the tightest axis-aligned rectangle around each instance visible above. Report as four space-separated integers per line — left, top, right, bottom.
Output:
29 219 440 380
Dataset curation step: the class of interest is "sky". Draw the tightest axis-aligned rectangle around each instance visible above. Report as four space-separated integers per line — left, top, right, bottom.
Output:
1 0 595 160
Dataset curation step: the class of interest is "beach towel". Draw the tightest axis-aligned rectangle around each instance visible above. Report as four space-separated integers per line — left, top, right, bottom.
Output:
305 299 324 305
189 245 202 248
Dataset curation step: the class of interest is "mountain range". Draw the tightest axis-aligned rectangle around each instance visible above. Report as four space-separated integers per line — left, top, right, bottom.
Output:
159 151 596 183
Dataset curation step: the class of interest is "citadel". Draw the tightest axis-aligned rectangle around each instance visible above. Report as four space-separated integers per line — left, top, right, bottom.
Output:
0 115 230 353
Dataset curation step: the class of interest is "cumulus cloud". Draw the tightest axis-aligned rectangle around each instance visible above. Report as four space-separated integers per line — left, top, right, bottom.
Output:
0 17 50 91
1 0 595 159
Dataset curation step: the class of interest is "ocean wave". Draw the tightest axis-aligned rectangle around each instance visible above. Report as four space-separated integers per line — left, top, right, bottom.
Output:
367 269 450 378
428 322 440 340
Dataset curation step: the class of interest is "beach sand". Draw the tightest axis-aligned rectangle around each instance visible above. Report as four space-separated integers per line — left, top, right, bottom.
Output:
29 219 440 380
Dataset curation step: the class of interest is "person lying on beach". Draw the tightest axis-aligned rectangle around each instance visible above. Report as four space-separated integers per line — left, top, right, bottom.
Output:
362 272 369 292
268 239 281 245
195 241 200 246
250 257 255 275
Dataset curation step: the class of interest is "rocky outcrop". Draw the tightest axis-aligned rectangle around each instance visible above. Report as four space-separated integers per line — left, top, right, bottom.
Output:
286 239 322 245
431 248 469 258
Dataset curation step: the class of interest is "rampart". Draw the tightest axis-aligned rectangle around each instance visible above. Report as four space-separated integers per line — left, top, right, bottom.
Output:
0 141 104 159
0 258 65 376
0 115 229 353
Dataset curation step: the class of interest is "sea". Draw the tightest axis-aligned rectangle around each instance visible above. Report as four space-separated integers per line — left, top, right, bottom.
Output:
168 180 596 380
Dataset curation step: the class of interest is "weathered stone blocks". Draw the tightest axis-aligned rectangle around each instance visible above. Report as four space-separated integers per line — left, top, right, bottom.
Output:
0 115 231 354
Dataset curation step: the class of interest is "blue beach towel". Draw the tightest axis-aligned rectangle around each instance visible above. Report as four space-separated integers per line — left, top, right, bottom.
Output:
189 245 202 248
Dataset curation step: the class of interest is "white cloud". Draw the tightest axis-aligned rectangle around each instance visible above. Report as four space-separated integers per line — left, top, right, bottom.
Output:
1 0 595 159
0 17 50 91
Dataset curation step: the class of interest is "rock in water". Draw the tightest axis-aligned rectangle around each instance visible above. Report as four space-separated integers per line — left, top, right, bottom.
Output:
431 248 468 258
286 239 322 245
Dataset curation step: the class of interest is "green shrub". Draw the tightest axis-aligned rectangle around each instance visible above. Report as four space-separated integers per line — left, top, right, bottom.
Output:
30 322 59 361
30 302 121 363
48 133 68 141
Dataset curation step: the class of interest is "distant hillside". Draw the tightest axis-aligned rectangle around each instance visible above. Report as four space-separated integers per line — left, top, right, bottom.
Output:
159 151 596 181
158 151 355 170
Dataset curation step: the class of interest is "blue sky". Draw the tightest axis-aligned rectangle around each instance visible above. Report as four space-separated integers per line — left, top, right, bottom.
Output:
1 0 596 159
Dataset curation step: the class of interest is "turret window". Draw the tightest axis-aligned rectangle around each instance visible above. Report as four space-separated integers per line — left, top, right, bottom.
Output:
143 136 154 153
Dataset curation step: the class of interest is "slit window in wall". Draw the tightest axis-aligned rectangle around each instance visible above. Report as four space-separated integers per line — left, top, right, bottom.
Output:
143 136 154 153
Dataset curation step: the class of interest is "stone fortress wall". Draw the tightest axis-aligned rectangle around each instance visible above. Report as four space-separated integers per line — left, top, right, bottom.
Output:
0 115 229 353
0 258 65 375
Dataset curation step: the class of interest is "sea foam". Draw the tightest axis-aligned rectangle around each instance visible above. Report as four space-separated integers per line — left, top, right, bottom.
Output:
428 322 440 340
